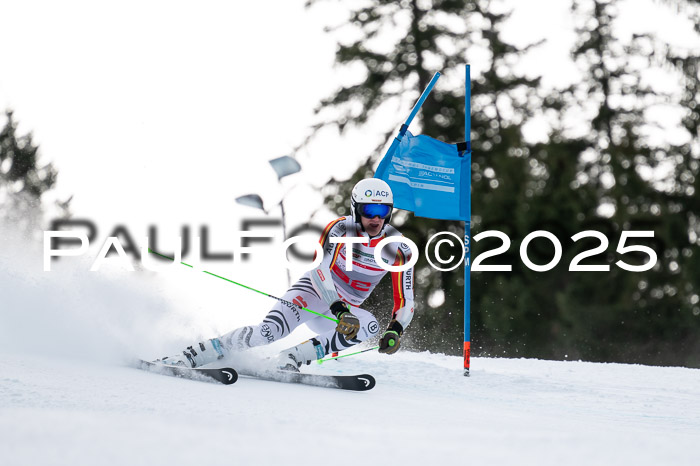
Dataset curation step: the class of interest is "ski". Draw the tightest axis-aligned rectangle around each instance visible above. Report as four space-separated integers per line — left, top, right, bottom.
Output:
235 367 375 391
136 359 238 385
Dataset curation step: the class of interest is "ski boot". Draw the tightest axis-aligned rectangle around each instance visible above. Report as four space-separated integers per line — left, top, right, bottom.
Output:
156 338 226 368
273 339 325 372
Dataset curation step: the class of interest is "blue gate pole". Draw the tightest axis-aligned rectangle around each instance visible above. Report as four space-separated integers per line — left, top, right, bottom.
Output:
464 64 472 377
382 72 441 160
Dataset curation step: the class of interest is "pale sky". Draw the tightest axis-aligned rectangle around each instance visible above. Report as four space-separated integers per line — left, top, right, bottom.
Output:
1 0 697 325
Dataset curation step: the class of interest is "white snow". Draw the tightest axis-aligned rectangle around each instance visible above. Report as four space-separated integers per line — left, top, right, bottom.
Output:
2 350 699 466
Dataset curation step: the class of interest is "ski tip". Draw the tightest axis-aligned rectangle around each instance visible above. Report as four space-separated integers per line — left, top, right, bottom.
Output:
218 368 238 385
136 359 238 385
136 359 156 369
355 374 376 391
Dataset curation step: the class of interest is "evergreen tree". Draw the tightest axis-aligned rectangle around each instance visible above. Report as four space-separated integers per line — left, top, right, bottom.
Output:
0 110 59 235
531 0 700 366
665 2 700 362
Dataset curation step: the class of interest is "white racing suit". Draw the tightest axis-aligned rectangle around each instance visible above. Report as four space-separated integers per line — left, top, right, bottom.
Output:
219 216 415 358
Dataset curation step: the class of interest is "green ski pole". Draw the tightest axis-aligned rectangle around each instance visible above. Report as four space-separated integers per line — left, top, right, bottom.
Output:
148 249 338 323
317 346 379 364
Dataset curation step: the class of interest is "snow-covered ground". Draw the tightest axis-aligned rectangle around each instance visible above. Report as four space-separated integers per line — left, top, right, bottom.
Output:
2 351 699 466
2 234 699 466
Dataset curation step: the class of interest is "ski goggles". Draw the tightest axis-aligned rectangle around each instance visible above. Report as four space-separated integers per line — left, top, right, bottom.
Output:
359 203 392 219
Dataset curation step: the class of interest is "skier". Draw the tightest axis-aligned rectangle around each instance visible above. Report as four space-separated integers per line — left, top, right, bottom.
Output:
157 178 415 371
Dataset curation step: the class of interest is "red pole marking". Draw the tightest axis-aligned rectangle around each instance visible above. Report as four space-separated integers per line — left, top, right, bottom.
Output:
463 341 471 370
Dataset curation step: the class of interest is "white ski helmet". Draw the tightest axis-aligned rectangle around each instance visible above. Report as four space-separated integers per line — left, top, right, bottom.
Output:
351 178 394 227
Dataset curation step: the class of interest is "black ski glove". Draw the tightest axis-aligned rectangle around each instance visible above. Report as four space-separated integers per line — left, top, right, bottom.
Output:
378 320 404 355
331 301 360 340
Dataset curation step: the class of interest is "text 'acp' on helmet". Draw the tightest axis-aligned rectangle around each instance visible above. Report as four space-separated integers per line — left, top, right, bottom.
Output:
351 178 394 225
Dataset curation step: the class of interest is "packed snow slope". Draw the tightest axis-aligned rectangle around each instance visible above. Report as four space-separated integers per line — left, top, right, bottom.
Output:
2 351 699 466
1 234 699 466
